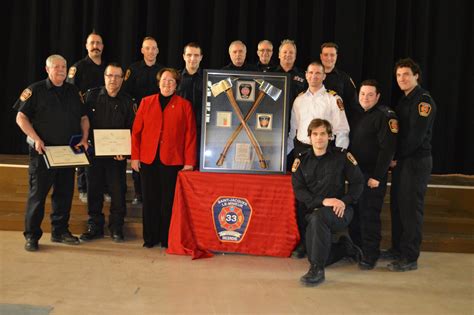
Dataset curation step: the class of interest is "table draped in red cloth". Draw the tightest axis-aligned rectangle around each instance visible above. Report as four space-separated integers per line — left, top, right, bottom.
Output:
166 171 300 259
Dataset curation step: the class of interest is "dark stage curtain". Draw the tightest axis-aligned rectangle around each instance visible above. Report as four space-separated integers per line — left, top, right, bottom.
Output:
2 0 473 174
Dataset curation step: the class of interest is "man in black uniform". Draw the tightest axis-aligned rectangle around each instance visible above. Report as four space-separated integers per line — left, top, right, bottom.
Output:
14 54 90 251
385 58 436 272
320 42 357 124
292 118 364 286
255 40 276 72
222 40 258 71
273 39 307 171
80 63 135 243
177 42 204 165
348 80 398 270
123 36 163 204
67 32 107 203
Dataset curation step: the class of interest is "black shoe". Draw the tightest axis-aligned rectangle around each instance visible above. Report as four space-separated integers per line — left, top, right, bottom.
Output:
143 242 154 248
80 228 104 241
111 230 124 243
51 231 80 245
339 236 363 263
132 195 142 205
300 264 325 286
380 248 401 260
387 258 418 272
291 243 306 259
359 260 376 270
25 238 39 252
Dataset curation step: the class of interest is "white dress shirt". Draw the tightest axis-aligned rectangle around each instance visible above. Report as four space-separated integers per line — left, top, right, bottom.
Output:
288 85 350 151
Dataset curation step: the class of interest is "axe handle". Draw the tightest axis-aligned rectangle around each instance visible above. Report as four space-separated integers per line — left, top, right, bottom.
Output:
223 89 267 169
217 91 266 166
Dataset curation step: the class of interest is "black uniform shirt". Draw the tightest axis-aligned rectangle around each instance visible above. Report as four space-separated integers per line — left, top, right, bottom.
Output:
13 79 85 145
323 67 357 121
273 65 307 107
222 62 258 71
177 68 203 130
256 61 276 72
66 56 106 94
292 147 364 213
123 60 163 106
85 87 135 138
394 85 436 159
349 104 398 180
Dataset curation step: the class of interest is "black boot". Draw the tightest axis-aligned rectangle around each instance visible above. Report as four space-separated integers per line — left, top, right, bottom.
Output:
300 264 325 286
387 258 418 272
79 227 104 241
380 248 401 260
291 242 306 259
339 235 363 263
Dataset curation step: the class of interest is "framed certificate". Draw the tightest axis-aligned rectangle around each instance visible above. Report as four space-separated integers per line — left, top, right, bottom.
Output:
43 146 90 169
200 70 290 174
93 129 131 157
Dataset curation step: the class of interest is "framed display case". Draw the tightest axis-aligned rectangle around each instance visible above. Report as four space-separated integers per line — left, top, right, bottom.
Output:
199 70 290 174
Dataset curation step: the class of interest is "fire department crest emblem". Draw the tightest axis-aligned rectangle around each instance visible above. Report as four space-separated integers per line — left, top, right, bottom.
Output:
212 196 253 243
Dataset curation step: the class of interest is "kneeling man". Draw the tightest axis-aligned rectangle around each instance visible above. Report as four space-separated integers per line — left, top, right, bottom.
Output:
292 119 364 286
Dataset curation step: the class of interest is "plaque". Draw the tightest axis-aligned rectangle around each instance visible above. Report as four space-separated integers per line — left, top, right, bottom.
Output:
43 146 90 169
200 70 290 174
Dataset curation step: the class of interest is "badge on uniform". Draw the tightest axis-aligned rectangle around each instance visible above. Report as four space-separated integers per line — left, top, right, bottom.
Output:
347 152 358 165
418 102 432 117
19 88 32 102
388 118 399 133
125 69 131 81
68 66 77 79
336 98 345 111
291 158 301 172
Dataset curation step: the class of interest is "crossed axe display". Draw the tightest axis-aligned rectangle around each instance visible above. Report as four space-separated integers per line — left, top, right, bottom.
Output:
211 78 282 169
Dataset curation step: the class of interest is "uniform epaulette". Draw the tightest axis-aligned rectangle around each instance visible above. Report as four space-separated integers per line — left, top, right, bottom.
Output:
420 93 433 103
84 87 102 103
327 89 338 96
377 105 397 118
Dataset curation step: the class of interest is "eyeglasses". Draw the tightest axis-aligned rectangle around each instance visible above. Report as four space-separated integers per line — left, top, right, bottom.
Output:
105 74 123 79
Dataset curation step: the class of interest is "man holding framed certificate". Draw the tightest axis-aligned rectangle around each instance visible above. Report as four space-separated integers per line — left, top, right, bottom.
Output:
80 63 135 243
14 54 90 251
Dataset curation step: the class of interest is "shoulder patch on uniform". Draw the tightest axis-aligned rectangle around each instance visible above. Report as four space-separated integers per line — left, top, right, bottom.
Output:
68 66 77 79
291 158 301 173
336 98 345 111
20 88 32 102
124 69 131 81
347 152 358 165
418 102 432 117
388 118 399 133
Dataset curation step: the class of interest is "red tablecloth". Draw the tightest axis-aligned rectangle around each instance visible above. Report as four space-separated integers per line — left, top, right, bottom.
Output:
167 171 300 259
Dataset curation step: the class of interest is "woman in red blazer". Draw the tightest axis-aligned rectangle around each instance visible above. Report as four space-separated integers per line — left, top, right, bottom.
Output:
131 68 197 248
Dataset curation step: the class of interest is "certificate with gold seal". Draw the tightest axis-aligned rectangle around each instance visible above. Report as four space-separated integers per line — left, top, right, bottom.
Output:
93 129 131 157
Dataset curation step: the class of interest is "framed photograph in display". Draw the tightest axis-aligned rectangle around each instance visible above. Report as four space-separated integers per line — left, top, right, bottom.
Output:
200 70 290 174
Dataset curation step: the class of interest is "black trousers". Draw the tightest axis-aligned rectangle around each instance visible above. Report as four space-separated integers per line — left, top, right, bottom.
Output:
24 150 75 240
390 155 432 262
132 170 141 197
349 173 387 262
140 154 181 247
86 157 127 231
305 206 354 267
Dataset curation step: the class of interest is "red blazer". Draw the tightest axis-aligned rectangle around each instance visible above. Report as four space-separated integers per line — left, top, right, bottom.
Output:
131 94 197 166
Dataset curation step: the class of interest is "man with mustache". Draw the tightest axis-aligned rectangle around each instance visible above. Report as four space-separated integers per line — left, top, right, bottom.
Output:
67 32 107 203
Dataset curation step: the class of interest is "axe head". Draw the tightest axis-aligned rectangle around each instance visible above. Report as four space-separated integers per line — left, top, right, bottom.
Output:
211 77 234 97
257 80 282 101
